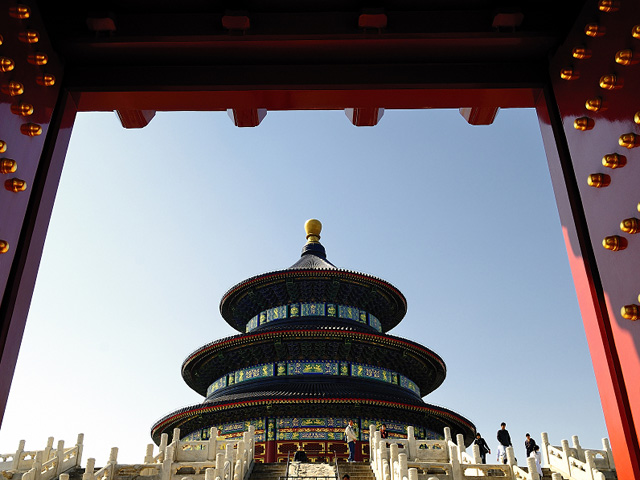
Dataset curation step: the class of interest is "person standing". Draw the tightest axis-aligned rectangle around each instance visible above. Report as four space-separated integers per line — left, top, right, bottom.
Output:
496 422 512 464
380 424 389 439
525 433 537 459
344 419 358 462
474 433 491 464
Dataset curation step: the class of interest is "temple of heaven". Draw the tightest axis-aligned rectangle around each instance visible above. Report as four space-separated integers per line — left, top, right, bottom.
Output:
151 220 475 462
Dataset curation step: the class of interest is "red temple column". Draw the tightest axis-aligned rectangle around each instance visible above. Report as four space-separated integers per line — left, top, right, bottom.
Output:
536 1 640 477
0 2 77 427
265 418 277 462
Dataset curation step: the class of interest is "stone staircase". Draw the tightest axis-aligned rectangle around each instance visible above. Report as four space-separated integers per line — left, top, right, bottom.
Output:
249 462 616 480
336 462 374 480
249 463 288 480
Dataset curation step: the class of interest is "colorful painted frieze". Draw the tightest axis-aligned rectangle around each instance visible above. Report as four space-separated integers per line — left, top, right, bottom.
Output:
207 376 228 396
301 303 325 316
400 375 420 395
338 305 359 321
369 314 382 332
351 363 395 384
288 361 338 375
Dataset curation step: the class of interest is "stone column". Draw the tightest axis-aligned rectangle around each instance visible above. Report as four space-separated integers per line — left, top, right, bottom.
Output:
572 435 585 462
540 433 550 468
208 428 219 461
407 427 415 460
12 440 25 470
449 444 462 479
602 438 615 470
526 456 540 480
75 434 84 467
472 444 481 464
561 439 572 474
82 458 95 480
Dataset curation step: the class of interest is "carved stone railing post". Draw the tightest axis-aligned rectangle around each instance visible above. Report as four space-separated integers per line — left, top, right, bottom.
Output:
82 457 95 480
233 459 241 480
12 440 25 469
376 437 385 480
398 453 407 480
407 467 417 480
236 441 245 480
382 460 390 480
407 427 415 460
449 444 461 479
43 438 54 462
551 473 563 480
527 456 540 480
171 429 181 459
372 430 381 475
444 428 452 446
561 439 572 473
455 434 465 463
215 452 225 480
506 446 516 470
369 425 376 463
225 443 234 480
247 426 255 464
55 440 65 475
207 429 219 462
154 434 166 463
472 444 481 464
389 444 399 480
162 445 174 480
76 434 84 467
145 445 155 464
541 433 550 468
205 467 216 480
572 435 585 462
585 450 596 480
602 438 615 470
32 451 42 480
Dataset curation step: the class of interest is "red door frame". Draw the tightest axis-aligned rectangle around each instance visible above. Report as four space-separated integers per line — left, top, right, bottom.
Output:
1 0 639 477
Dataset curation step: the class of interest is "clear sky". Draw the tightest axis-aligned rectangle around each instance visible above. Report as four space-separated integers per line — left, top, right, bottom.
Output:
0 108 607 466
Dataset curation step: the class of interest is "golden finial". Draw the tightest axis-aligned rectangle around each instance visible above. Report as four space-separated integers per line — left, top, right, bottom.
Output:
305 219 322 243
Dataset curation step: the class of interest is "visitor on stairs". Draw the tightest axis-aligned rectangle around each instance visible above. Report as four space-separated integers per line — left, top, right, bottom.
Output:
496 422 512 464
345 420 358 462
525 433 538 458
474 432 491 464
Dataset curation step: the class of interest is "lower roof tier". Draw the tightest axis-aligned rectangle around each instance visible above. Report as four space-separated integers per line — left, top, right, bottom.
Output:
151 396 476 447
182 328 446 397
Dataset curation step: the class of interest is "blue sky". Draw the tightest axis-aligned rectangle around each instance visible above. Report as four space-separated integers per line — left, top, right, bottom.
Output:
0 108 607 465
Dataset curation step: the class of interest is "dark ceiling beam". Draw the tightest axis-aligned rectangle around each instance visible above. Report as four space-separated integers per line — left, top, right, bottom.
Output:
65 62 545 112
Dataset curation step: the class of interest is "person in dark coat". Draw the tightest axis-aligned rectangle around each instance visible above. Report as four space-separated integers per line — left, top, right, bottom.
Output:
496 422 512 464
474 433 491 464
525 433 537 458
380 424 389 439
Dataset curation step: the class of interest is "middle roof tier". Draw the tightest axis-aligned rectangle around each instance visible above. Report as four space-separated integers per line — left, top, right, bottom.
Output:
182 327 446 398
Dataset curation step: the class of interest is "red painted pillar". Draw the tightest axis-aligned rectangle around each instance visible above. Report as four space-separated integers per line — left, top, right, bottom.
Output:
266 418 277 462
0 1 77 427
537 1 640 476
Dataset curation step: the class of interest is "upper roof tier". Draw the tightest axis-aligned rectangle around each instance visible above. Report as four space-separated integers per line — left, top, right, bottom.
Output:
220 219 407 333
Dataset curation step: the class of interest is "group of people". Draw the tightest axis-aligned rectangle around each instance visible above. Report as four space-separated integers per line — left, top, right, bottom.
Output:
345 419 542 475
473 423 543 476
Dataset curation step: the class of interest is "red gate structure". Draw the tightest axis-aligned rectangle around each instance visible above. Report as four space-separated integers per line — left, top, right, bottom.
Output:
0 0 639 476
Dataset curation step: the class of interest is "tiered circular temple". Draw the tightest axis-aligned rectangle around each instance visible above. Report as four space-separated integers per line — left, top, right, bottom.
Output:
151 220 475 462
